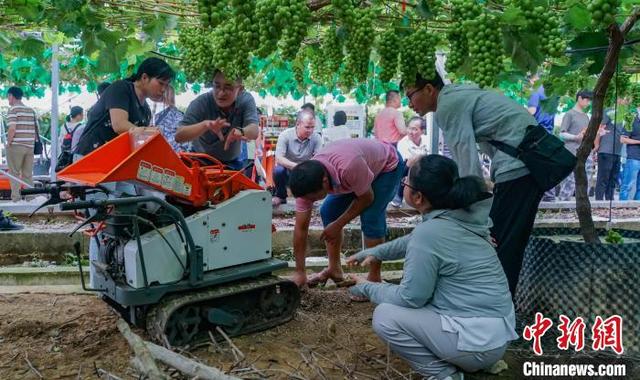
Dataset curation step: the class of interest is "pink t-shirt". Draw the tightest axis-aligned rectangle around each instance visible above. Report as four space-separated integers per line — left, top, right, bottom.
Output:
374 107 406 144
295 139 399 212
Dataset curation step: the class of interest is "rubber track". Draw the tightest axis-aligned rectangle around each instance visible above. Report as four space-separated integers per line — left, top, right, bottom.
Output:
146 275 298 347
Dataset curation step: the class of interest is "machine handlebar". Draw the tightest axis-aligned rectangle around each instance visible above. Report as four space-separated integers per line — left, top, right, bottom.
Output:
20 187 52 196
60 200 100 211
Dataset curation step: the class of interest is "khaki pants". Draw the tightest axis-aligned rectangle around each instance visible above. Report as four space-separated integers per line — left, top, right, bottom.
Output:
6 144 34 202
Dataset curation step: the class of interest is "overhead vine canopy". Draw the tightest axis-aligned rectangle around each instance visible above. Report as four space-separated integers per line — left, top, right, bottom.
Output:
1 0 640 103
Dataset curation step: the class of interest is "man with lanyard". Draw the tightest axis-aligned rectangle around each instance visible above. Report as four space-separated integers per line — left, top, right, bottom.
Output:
176 71 259 169
402 70 545 297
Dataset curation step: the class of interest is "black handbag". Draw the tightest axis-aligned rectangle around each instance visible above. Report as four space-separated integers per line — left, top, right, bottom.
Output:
33 110 43 155
489 124 577 191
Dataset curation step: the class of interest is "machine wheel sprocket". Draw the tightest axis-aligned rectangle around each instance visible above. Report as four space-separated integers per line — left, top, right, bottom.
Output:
164 305 201 347
146 275 300 347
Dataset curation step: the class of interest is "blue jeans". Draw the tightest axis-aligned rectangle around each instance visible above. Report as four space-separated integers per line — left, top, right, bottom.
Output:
620 158 640 200
223 157 245 171
273 165 289 201
319 155 405 239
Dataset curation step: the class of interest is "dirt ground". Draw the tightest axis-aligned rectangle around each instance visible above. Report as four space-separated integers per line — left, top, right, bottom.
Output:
0 289 513 380
0 289 635 380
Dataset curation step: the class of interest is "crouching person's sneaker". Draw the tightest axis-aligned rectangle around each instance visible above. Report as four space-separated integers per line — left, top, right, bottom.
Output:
0 211 22 231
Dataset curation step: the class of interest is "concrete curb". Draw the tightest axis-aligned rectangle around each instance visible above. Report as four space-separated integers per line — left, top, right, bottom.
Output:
0 226 88 265
0 266 89 286
2 219 640 265
0 259 404 286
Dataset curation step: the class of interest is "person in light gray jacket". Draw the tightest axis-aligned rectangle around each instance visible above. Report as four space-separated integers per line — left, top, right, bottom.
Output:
403 72 545 297
347 155 517 380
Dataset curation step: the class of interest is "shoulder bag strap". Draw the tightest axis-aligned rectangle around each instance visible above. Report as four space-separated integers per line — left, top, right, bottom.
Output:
488 139 520 159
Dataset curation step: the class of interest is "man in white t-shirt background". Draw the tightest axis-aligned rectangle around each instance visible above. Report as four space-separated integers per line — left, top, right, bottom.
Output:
391 116 429 207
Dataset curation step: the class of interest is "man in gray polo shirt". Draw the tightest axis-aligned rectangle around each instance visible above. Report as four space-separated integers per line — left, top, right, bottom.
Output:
272 109 322 206
558 89 593 201
176 71 259 169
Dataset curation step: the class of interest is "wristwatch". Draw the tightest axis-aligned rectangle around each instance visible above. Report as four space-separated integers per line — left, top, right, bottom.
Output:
235 127 245 136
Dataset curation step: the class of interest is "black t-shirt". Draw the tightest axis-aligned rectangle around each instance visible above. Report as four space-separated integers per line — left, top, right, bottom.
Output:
622 114 640 160
74 80 151 155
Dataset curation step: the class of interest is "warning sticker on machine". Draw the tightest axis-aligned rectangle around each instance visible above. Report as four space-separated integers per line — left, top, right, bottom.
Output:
136 161 191 197
161 169 176 191
137 161 152 182
150 166 164 186
183 183 192 196
173 175 185 194
209 228 220 242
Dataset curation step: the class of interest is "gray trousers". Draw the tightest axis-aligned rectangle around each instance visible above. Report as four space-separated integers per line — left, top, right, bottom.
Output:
372 303 507 380
559 157 594 201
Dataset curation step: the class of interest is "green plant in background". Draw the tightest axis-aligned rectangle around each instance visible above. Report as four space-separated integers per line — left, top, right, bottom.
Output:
63 252 89 267
605 229 624 244
3 211 16 221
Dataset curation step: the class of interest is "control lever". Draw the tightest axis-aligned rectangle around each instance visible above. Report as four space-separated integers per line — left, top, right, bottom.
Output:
21 182 65 217
73 242 103 292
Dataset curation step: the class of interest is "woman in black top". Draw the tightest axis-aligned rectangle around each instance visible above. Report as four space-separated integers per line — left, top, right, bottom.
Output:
75 57 175 155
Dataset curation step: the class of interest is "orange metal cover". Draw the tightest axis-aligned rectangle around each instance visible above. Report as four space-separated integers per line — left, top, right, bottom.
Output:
58 130 261 206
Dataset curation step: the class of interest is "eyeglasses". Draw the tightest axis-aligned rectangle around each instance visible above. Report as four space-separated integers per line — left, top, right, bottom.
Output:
402 177 418 191
213 83 239 94
406 85 426 103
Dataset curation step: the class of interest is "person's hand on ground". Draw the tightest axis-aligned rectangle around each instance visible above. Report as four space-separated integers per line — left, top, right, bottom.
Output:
347 273 370 286
346 253 380 268
290 271 307 288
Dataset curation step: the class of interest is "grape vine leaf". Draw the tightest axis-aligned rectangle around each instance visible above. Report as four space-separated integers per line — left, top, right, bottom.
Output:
415 0 433 19
96 49 119 74
16 38 46 58
501 6 527 27
540 95 560 115
504 33 544 74
565 4 591 30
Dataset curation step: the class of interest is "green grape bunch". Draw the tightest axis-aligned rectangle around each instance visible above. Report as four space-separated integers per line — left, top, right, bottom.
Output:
210 19 252 81
539 15 565 57
447 0 481 72
332 0 356 27
451 0 481 20
377 29 400 83
255 0 285 58
399 26 438 86
343 9 375 88
197 0 227 27
178 27 215 83
588 0 620 27
465 12 504 88
309 26 344 85
231 0 258 52
278 0 312 61
504 0 565 58
292 47 308 86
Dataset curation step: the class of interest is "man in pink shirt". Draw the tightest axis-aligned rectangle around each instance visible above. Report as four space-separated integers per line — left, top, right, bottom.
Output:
288 139 405 292
374 90 407 145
